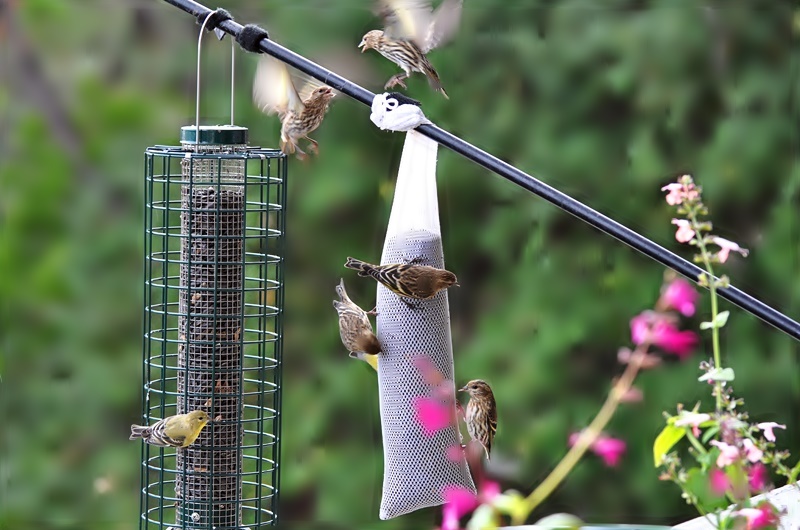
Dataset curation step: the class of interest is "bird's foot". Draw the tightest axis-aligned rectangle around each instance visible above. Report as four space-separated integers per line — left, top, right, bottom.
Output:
305 138 319 155
384 74 408 90
366 306 378 316
401 297 421 311
408 256 425 265
293 145 309 161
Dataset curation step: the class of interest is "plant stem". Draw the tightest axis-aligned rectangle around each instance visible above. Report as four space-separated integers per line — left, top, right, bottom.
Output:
685 431 709 456
687 209 723 412
513 344 648 524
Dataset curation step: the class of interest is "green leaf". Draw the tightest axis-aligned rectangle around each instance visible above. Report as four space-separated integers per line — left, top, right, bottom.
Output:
700 311 730 330
684 467 729 511
490 490 527 523
466 504 498 530
654 425 686 466
698 367 735 382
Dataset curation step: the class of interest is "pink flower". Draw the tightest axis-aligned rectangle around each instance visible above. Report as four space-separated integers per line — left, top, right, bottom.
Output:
662 183 686 205
413 355 445 385
660 277 699 316
413 396 452 437
446 444 465 462
630 313 698 359
442 485 478 530
709 468 730 496
674 412 711 437
710 440 740 467
733 503 779 529
617 347 662 369
593 436 627 467
757 422 786 442
570 432 627 467
711 236 749 263
480 480 501 501
671 219 696 243
662 178 699 205
618 385 644 403
440 480 500 530
749 463 768 493
743 439 763 463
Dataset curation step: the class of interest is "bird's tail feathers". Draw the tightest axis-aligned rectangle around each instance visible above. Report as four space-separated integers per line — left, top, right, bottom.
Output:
129 424 150 441
344 257 373 276
335 278 349 302
424 67 449 99
350 351 379 371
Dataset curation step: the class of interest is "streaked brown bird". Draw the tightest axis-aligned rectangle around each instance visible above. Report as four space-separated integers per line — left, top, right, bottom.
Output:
344 256 458 300
333 278 381 371
253 55 335 159
358 0 464 98
459 379 497 460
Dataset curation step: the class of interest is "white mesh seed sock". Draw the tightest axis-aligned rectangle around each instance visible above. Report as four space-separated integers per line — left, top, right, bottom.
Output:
377 130 476 520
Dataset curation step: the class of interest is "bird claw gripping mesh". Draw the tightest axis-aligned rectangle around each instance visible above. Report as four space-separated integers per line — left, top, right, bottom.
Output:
376 130 475 519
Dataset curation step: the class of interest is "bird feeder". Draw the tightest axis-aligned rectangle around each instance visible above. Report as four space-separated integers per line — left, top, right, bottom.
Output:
376 130 476 519
139 125 286 528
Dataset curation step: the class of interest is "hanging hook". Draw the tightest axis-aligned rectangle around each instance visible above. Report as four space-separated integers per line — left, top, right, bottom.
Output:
194 11 215 152
230 37 235 126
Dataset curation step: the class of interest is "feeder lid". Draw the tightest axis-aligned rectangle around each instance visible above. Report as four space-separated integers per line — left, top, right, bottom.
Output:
181 125 249 146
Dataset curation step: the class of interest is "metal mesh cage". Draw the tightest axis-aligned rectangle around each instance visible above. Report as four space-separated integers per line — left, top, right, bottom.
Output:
140 126 286 529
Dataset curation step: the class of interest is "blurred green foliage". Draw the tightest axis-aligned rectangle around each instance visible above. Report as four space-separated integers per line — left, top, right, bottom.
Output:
1 0 798 528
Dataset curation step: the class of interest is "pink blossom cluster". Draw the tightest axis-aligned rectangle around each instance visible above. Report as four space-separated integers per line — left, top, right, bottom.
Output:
662 175 749 264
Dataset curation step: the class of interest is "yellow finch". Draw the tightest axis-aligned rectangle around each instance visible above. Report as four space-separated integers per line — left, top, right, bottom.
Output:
358 0 463 97
344 257 458 300
459 380 497 460
129 410 210 448
333 278 382 371
253 55 335 159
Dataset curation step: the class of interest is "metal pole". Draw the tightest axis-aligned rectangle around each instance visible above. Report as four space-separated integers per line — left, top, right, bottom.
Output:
159 0 800 342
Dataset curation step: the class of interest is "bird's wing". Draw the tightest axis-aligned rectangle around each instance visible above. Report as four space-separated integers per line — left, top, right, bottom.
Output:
253 56 304 116
422 0 463 53
378 0 432 47
293 71 333 106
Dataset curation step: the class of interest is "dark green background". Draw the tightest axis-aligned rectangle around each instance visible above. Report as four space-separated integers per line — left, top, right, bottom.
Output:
1 0 798 528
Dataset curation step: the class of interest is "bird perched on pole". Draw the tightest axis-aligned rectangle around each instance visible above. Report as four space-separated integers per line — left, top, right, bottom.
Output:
253 55 335 159
344 256 458 300
459 379 497 460
333 278 381 371
358 0 464 98
129 410 211 448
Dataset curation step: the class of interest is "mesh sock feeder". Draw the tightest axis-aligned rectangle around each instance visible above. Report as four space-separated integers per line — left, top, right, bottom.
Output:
376 130 475 519
140 125 286 528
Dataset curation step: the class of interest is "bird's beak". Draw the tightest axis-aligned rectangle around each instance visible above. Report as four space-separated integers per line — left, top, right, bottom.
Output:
358 40 366 52
458 385 467 392
454 283 461 287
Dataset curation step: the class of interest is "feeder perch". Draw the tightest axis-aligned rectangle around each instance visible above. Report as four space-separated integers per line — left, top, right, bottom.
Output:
140 125 286 528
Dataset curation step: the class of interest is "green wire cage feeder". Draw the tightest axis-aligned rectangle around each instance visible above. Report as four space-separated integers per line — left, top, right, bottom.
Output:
140 125 286 528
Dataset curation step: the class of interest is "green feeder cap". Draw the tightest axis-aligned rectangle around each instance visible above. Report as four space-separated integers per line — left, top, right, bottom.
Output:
180 125 249 146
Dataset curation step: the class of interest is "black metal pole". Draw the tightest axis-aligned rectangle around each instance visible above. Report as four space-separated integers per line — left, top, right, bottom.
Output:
161 0 800 342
